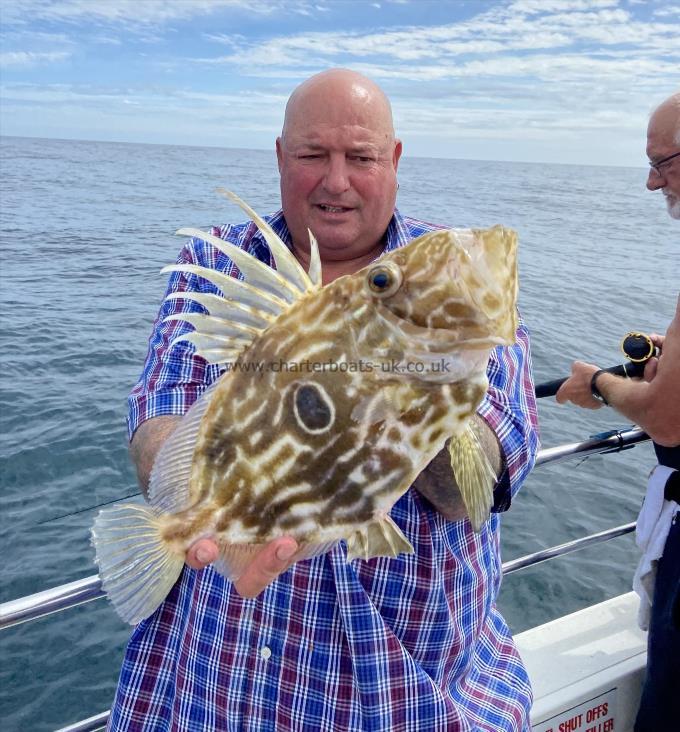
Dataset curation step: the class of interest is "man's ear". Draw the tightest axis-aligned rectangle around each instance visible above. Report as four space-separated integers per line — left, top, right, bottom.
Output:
393 139 403 171
276 137 284 173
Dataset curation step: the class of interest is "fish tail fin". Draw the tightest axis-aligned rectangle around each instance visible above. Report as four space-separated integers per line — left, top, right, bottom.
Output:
91 503 184 625
448 424 496 532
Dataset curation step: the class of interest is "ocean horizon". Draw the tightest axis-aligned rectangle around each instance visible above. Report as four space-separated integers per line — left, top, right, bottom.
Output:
1 133 649 171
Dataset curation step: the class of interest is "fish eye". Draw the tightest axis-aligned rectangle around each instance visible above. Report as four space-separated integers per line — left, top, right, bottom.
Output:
366 263 402 298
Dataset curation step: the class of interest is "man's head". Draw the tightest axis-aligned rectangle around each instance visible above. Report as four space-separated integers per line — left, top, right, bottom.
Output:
276 69 402 264
647 92 680 219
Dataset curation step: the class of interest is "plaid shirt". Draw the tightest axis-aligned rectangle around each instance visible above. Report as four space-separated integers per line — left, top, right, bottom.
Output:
113 210 539 731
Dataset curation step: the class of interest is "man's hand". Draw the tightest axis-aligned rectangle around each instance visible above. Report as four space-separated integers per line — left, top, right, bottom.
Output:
555 360 603 409
642 333 665 382
555 306 679 447
184 536 299 598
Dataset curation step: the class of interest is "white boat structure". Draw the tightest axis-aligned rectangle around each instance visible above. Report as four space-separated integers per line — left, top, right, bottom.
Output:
0 427 650 732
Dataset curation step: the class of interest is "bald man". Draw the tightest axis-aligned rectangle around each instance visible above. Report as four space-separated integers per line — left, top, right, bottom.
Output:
556 92 680 732
112 69 538 731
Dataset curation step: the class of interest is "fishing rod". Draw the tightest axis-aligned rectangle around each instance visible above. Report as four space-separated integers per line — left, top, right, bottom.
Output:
535 331 658 399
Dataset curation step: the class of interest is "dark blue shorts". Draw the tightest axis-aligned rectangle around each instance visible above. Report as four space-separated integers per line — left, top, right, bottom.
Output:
635 512 680 732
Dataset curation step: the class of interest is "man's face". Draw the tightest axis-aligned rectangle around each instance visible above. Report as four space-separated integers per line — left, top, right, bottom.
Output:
276 86 402 262
646 106 680 220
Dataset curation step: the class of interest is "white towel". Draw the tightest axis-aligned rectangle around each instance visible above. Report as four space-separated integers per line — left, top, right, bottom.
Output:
633 464 678 630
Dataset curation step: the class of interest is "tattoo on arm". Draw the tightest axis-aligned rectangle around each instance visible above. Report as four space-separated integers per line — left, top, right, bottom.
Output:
413 416 503 521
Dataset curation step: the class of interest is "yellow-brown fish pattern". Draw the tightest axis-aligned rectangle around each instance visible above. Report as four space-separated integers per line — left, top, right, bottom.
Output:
92 189 519 625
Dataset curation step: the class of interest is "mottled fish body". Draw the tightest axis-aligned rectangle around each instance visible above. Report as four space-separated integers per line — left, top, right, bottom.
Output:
92 190 519 625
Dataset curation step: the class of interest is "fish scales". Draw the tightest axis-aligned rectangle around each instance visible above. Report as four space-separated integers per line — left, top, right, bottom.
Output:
91 190 519 624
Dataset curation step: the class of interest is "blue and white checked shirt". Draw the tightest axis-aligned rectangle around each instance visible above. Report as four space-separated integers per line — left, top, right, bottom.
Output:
113 209 540 731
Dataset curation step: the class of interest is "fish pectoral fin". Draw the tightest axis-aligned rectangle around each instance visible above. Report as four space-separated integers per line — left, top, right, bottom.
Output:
148 379 220 514
448 424 496 532
91 503 184 626
345 515 414 562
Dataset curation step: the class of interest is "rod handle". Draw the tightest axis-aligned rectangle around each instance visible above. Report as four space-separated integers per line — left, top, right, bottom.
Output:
535 361 646 399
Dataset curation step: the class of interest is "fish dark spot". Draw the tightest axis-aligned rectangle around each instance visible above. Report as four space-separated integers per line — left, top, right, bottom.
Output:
388 427 401 443
444 301 474 319
429 428 444 443
451 381 485 406
483 292 501 313
329 481 364 510
400 407 427 426
294 383 334 433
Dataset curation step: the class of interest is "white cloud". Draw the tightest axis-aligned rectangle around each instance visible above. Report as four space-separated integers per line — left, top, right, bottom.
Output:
0 30 74 44
0 83 287 133
0 0 320 26
90 35 123 46
0 50 71 67
653 5 680 17
184 0 678 75
509 0 619 14
203 33 249 47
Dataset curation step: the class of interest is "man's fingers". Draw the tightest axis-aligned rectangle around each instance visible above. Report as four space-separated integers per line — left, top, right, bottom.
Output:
185 538 220 569
555 362 600 406
555 382 568 404
233 538 298 599
649 333 665 351
643 356 659 383
185 537 299 598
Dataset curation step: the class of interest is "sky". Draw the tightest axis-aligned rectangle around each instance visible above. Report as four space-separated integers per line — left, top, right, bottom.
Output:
1 0 678 166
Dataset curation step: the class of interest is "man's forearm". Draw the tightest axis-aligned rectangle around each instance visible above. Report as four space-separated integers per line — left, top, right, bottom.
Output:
129 415 183 498
595 372 679 447
413 416 503 521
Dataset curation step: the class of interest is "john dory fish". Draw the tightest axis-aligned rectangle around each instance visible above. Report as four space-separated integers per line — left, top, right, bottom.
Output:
92 190 519 625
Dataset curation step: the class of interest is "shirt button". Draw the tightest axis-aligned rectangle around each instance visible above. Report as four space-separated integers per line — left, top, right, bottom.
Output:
260 646 272 660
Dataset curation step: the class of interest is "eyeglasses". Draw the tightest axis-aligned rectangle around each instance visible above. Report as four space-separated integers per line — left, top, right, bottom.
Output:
649 151 680 174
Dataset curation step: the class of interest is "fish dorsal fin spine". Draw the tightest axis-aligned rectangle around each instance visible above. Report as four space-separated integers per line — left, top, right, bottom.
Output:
216 188 319 293
164 292 274 330
161 264 287 316
165 191 323 367
307 229 322 287
175 227 300 303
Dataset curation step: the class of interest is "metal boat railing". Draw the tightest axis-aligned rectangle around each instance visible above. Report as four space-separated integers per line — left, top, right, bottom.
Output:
0 426 650 731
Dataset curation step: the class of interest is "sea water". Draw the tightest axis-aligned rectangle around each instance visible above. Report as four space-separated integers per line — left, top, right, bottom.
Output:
0 136 677 730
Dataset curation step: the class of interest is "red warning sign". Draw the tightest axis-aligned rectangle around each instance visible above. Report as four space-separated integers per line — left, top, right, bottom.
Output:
533 688 616 732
